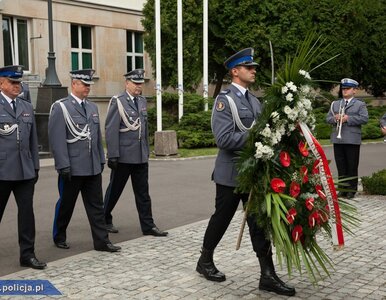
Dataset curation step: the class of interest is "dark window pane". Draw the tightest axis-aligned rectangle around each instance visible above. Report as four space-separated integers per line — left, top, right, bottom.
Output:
71 25 78 48
134 33 143 53
81 26 92 49
17 19 29 69
71 52 79 70
135 56 143 69
82 53 92 68
126 31 132 52
127 56 132 72
2 18 13 65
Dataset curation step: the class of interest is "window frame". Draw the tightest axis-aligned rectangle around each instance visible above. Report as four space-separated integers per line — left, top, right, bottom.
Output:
70 24 93 70
2 16 31 72
126 31 144 73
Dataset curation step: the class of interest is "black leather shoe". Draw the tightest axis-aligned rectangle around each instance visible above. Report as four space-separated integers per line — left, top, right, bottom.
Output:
196 248 226 282
346 192 356 199
95 243 121 252
106 223 119 233
259 274 296 296
20 257 47 270
55 241 70 249
258 256 295 296
143 227 168 237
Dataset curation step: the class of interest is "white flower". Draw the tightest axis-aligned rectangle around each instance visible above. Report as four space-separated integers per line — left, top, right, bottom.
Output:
300 85 311 94
286 93 294 102
284 105 292 115
271 111 280 123
299 69 311 79
254 142 274 160
281 86 288 94
261 124 272 138
286 81 298 92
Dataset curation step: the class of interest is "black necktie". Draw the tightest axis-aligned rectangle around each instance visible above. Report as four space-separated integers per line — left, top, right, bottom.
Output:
11 100 16 113
133 97 138 110
245 90 250 102
345 100 348 107
81 101 86 115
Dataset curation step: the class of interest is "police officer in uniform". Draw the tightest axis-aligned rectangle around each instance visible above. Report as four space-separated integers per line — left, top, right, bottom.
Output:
326 78 368 199
196 49 296 296
0 65 46 269
48 69 121 252
103 69 168 237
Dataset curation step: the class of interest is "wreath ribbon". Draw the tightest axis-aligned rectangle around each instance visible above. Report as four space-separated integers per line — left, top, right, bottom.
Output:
299 122 344 248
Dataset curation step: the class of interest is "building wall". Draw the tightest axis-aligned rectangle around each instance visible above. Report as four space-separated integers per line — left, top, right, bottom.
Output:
0 0 154 98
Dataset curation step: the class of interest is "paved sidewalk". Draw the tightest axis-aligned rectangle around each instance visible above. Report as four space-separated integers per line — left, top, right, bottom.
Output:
1 196 386 299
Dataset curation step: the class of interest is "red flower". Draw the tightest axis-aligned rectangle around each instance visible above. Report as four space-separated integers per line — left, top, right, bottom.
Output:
318 210 329 223
315 185 327 201
308 211 320 228
305 197 314 211
279 151 291 167
298 141 309 157
290 182 301 198
312 159 321 174
325 205 330 213
300 166 309 183
286 208 297 224
271 178 286 193
292 225 303 242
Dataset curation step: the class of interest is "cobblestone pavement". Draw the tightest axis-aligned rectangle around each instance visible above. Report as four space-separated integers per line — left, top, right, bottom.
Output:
1 195 385 300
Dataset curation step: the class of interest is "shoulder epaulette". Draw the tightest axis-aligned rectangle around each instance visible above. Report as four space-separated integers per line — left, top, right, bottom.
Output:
218 89 231 95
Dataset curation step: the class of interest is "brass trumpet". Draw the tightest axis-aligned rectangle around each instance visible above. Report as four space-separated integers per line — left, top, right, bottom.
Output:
330 101 345 139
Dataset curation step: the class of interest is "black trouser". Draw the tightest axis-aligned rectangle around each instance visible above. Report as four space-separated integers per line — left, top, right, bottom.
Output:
52 174 109 249
104 162 154 232
333 144 361 191
203 184 272 257
0 179 36 260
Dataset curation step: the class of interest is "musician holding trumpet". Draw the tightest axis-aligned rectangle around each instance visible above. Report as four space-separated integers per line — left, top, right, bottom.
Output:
326 78 368 199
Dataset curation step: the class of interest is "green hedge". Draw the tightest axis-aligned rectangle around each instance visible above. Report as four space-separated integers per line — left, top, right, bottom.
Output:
362 169 386 195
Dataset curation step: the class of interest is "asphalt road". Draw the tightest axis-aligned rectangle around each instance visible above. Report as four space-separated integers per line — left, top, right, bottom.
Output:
0 143 384 276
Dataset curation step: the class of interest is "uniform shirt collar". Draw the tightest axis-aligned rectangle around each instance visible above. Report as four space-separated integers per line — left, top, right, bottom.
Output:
343 97 354 103
71 93 85 105
231 82 248 96
126 91 136 102
1 91 15 104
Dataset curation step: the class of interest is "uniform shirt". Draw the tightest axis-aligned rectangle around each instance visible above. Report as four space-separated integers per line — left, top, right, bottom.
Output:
326 98 369 145
105 92 149 164
211 84 262 187
48 95 105 176
0 93 39 180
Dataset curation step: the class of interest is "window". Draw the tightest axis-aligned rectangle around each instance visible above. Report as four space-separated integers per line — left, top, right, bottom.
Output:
126 31 144 72
2 16 30 70
71 24 93 70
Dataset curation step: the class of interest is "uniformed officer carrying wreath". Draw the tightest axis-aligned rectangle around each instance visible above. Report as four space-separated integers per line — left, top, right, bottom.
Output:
0 65 46 269
196 49 296 296
103 69 168 237
48 69 121 252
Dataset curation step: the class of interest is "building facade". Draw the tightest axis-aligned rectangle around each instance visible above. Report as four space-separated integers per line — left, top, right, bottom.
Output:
0 0 153 104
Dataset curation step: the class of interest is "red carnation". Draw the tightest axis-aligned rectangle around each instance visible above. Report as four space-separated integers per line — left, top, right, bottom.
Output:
305 197 314 211
286 208 297 224
315 185 327 201
290 182 301 198
292 225 303 242
298 141 309 157
308 211 320 228
279 151 291 167
300 166 309 183
271 178 286 193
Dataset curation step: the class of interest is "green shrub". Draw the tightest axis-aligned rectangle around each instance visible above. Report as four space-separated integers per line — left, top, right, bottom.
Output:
177 110 216 148
362 120 383 139
314 123 331 139
361 169 386 195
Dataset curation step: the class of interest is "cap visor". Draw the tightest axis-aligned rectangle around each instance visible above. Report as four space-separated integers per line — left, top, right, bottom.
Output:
131 79 145 84
8 77 23 82
80 80 94 85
